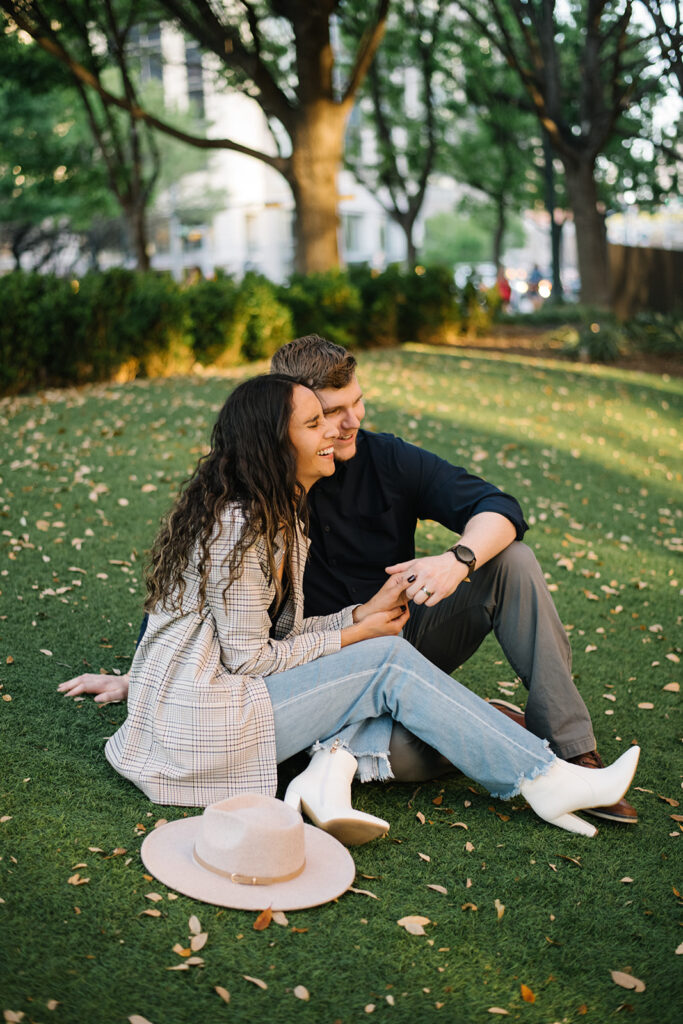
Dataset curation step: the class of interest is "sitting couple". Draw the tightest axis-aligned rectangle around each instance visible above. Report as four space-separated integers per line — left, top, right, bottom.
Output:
61 337 639 842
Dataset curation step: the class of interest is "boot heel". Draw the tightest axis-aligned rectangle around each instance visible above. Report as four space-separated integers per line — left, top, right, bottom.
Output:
283 786 302 813
546 812 598 837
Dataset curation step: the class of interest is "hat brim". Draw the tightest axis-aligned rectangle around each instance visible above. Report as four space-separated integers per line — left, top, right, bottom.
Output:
140 815 356 911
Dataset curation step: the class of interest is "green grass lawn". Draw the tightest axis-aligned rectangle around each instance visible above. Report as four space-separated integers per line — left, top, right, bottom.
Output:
1 346 681 1024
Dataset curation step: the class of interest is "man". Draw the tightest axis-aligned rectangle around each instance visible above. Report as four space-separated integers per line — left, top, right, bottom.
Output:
61 335 636 823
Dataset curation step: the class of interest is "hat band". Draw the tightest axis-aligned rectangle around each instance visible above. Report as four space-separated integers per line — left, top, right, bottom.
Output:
192 846 306 886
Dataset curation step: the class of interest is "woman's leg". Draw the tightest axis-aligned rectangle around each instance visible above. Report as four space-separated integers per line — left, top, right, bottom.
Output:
265 635 554 799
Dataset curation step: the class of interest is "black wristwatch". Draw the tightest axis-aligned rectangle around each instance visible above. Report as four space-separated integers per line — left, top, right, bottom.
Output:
449 543 477 578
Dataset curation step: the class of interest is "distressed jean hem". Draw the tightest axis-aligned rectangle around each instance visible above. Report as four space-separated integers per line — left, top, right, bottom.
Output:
309 738 395 782
489 740 555 799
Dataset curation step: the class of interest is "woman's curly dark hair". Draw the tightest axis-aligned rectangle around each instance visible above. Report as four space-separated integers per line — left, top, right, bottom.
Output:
145 374 307 616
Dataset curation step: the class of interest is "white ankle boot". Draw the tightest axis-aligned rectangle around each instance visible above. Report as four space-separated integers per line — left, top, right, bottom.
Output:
284 744 390 846
520 746 640 837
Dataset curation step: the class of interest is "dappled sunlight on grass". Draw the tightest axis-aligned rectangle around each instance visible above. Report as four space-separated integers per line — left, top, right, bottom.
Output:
1 349 681 1023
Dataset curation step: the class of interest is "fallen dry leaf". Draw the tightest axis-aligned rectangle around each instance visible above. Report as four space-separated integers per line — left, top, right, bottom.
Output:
620 877 634 883
4 1013 25 1023
461 902 478 912
449 822 468 830
494 898 505 920
67 873 89 886
659 794 680 807
364 1005 375 1014
520 984 535 1003
675 942 683 955
418 852 431 862
253 906 272 931
611 970 646 992
487 1009 509 1015
140 909 161 918
145 892 163 902
293 985 310 1001
663 682 680 692
349 886 379 899
465 841 475 852
243 975 267 990
172 944 191 957
46 1001 59 1011
427 884 448 895
165 964 189 972
416 811 426 824
40 649 53 657
128 1017 154 1024
190 932 208 951
397 915 431 936
214 987 230 1004
272 911 289 926
188 914 201 934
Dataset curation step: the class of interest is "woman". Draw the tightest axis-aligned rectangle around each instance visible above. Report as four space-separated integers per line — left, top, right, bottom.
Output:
95 376 637 842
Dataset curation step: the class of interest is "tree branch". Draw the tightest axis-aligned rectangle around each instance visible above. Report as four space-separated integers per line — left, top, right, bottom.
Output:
1 6 291 176
341 0 390 107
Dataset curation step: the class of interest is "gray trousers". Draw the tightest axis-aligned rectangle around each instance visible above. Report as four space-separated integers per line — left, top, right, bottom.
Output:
388 541 596 780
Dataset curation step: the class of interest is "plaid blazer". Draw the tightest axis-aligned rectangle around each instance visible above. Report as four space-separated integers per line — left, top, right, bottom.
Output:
105 507 354 807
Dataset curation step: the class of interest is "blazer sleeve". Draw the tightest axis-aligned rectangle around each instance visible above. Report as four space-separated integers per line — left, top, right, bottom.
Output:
204 520 344 678
300 605 357 633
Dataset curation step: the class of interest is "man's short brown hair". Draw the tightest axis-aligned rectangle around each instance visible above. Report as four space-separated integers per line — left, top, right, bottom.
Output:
271 335 357 390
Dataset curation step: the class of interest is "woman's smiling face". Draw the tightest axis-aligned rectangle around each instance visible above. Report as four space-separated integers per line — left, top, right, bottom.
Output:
288 385 339 492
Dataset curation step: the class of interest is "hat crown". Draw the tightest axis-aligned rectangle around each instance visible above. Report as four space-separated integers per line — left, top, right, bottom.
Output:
194 794 305 882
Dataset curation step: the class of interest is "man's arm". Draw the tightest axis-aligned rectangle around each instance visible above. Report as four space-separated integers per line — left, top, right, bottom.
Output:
385 511 516 606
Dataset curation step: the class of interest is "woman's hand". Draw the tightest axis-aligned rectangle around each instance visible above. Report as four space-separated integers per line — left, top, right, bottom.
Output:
342 579 410 645
58 672 130 705
352 573 409 624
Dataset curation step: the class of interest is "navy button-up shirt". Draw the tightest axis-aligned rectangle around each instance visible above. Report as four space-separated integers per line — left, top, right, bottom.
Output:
303 430 528 616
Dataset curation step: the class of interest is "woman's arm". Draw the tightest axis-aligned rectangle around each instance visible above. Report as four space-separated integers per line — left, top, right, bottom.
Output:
208 537 348 677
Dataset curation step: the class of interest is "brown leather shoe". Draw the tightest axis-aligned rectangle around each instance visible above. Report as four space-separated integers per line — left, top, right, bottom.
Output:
487 698 527 730
569 750 639 824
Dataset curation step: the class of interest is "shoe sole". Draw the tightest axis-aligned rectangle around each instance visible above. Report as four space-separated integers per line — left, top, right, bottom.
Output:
487 698 524 714
584 807 638 824
298 800 390 846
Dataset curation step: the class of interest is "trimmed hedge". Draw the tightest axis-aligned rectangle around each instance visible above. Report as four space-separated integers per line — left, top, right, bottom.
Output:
0 265 499 396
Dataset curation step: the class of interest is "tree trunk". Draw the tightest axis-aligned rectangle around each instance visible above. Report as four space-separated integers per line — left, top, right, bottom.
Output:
405 231 416 269
288 102 346 273
563 157 610 307
542 130 564 303
123 200 151 272
389 209 417 268
492 194 505 270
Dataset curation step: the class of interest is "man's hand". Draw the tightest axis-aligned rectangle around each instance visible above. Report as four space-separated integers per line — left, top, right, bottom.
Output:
58 672 130 705
385 553 468 606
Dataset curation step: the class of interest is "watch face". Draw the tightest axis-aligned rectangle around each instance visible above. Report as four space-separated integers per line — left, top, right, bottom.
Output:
456 545 475 566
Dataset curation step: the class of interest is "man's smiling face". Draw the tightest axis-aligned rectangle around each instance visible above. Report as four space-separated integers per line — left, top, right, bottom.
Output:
315 373 366 461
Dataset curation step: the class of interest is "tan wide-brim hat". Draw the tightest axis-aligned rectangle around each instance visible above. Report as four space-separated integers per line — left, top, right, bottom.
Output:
140 793 356 911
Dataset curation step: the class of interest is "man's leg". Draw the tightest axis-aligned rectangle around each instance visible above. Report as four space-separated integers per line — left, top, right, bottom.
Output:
403 541 596 760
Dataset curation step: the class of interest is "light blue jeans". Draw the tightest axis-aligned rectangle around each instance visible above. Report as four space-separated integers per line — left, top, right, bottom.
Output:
265 636 554 800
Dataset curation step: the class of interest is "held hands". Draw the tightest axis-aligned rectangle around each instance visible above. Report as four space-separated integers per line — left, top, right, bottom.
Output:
385 552 469 607
58 672 130 705
343 575 410 645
